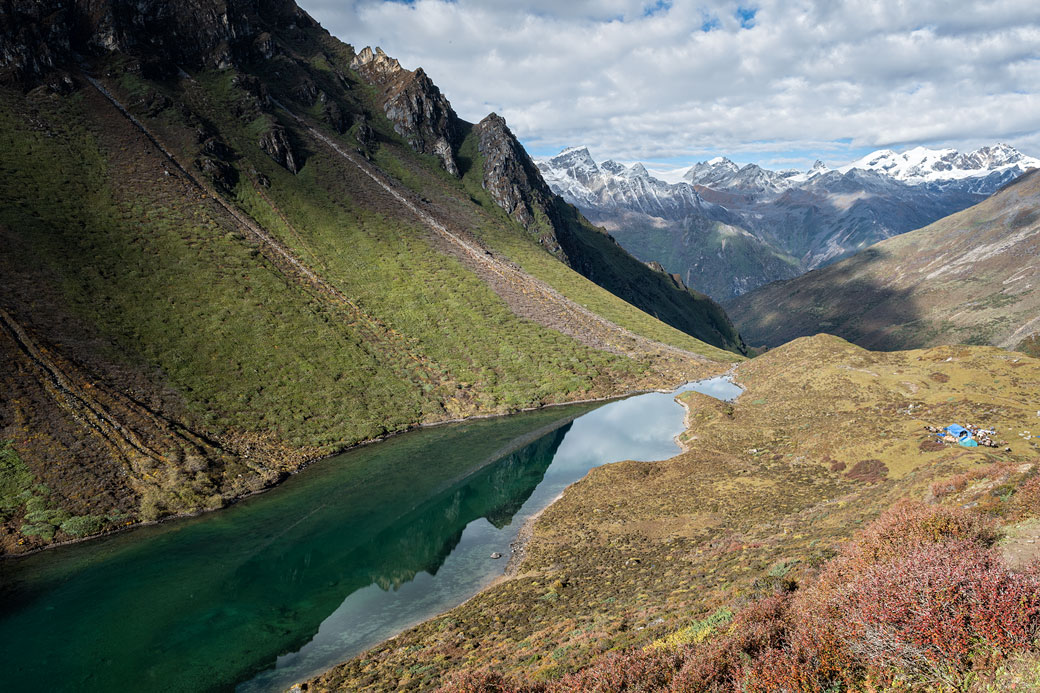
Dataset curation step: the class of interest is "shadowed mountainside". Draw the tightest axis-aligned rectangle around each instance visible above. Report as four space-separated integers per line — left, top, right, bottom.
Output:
726 170 1040 352
0 0 742 552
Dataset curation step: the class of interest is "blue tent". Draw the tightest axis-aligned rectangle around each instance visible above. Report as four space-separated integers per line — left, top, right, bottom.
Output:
946 424 969 439
959 438 979 447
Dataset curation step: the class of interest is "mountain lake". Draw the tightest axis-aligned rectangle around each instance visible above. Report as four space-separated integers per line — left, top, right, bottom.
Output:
0 376 742 692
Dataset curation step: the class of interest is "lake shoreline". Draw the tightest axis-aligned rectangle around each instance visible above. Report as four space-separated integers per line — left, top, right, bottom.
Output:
287 371 744 691
675 364 743 453
2 366 727 561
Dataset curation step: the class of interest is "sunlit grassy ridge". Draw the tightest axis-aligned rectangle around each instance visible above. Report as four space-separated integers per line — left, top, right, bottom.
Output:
0 42 737 550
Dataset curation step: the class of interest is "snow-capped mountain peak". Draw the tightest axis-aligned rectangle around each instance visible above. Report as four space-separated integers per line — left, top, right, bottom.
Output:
546 146 598 171
683 157 741 187
535 146 718 218
626 162 650 179
537 142 1038 225
787 159 831 183
839 144 1039 184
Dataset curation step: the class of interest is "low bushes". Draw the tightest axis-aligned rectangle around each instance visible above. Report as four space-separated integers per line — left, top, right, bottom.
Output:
835 542 1040 678
440 500 1040 693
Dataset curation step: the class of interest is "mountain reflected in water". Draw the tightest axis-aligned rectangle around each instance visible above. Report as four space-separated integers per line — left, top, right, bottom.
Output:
0 407 582 693
1 377 736 693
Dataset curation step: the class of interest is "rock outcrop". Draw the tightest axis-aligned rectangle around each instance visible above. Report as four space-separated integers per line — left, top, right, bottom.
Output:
0 0 314 85
258 124 299 173
473 112 563 254
0 0 70 84
350 46 461 176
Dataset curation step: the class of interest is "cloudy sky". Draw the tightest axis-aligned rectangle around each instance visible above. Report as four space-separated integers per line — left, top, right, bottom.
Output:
298 0 1040 172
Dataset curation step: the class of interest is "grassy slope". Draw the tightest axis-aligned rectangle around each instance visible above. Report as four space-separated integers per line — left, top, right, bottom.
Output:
0 46 737 551
449 129 744 359
294 27 742 361
308 335 1040 690
726 170 1040 351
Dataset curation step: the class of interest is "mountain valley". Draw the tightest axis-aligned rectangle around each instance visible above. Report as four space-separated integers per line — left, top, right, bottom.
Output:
727 169 1040 352
2 2 1040 693
538 144 1038 300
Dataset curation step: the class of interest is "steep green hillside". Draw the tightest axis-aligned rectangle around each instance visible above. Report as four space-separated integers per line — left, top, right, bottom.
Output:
726 170 1040 351
0 0 739 552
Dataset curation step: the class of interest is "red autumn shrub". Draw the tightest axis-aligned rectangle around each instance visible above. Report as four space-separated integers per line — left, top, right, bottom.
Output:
736 646 829 693
782 599 858 689
549 648 681 692
829 541 1040 682
840 500 998 568
1013 474 1040 518
931 463 1014 499
668 594 795 692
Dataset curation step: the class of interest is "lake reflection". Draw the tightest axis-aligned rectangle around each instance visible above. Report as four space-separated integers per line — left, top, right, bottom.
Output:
0 377 741 693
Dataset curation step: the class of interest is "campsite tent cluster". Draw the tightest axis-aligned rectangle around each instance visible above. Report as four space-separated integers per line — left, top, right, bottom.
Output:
926 424 1000 448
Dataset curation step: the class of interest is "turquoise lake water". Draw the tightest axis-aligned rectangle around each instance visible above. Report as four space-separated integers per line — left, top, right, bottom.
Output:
0 377 741 692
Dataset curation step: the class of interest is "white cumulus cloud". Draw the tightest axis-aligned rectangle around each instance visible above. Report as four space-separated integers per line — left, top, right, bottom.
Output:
297 0 1040 168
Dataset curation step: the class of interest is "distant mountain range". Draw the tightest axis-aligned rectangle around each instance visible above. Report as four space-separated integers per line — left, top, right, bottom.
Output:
726 169 1040 352
537 144 1040 300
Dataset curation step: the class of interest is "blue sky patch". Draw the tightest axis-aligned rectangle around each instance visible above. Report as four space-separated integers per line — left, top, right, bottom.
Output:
643 0 672 18
736 7 757 28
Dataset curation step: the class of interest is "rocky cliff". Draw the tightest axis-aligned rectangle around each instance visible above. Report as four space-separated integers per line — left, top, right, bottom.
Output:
473 112 565 254
0 0 313 85
351 46 462 175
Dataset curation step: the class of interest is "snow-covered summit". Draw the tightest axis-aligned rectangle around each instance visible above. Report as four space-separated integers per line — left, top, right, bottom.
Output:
839 144 1039 184
537 142 1039 224
684 157 740 187
683 158 795 197
536 147 719 218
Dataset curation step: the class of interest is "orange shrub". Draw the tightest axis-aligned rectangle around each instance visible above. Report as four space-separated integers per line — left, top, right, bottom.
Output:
828 541 1040 685
440 502 1038 693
